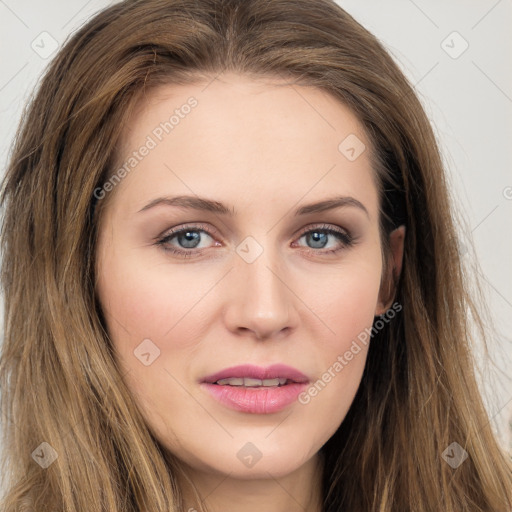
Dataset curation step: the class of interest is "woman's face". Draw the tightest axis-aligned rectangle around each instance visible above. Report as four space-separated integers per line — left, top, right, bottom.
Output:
95 73 402 481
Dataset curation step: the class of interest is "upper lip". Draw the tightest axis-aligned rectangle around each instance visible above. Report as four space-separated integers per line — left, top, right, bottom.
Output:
201 364 309 384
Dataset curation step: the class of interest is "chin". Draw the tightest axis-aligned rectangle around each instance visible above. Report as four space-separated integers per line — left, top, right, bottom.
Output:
160 427 321 479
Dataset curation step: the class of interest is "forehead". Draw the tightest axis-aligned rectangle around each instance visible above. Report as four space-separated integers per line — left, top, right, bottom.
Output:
109 73 380 220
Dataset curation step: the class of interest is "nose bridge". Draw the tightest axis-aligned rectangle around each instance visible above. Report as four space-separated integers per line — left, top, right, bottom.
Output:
225 236 297 338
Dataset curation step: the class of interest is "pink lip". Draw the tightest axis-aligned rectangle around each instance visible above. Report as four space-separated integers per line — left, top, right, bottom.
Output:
201 364 309 384
200 364 309 414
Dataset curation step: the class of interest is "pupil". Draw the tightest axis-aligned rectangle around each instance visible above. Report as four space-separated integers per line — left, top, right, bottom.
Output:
308 232 327 249
179 231 200 248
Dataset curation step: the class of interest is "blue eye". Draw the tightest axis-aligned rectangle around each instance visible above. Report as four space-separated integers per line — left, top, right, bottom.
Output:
156 224 216 257
172 230 207 249
294 225 354 254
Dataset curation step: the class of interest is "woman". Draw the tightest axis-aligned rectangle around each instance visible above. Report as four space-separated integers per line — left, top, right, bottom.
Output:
0 0 510 510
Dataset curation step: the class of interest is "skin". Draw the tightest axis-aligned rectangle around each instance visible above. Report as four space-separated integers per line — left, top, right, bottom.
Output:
95 72 405 512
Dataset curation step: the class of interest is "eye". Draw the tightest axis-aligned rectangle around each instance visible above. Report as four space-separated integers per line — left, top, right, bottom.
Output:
293 224 354 255
155 223 219 258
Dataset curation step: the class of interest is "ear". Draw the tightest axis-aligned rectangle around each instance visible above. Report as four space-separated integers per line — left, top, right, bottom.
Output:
375 225 406 316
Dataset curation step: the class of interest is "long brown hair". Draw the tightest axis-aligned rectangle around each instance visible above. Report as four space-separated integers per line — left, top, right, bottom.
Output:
1 0 510 510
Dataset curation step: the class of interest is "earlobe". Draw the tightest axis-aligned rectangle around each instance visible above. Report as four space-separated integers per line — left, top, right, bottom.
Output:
375 225 406 315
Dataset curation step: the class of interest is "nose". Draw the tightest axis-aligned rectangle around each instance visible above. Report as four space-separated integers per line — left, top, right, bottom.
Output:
223 245 299 340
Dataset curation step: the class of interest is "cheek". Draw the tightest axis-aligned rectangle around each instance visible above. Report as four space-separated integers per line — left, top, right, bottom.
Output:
299 253 383 352
96 250 216 353
314 269 380 332
291 257 382 427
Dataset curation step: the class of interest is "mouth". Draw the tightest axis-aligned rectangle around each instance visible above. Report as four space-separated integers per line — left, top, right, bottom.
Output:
213 377 291 387
201 363 309 386
200 364 309 414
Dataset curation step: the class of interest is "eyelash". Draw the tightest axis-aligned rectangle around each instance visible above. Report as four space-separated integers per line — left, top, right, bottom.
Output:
155 223 355 259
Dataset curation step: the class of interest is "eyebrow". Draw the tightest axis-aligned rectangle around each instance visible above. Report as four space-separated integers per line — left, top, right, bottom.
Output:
138 194 369 218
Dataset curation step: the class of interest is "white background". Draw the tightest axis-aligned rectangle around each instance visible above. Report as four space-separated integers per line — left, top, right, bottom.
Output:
0 0 511 451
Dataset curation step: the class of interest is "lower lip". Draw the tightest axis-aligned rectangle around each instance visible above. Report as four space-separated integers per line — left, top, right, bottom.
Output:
201 382 308 414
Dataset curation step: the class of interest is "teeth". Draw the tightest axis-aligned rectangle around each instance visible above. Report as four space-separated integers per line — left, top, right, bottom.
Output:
244 377 264 387
217 378 244 386
215 377 288 387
